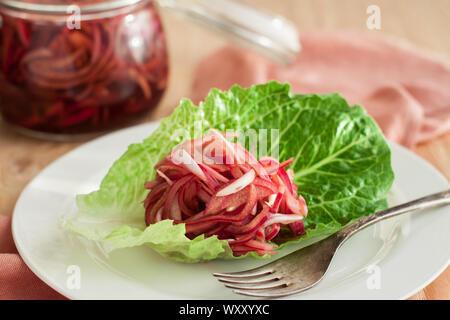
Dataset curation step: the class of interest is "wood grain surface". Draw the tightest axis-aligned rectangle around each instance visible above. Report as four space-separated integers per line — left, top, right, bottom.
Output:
0 0 448 299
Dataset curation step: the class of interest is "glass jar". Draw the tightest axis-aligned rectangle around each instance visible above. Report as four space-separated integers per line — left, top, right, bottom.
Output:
0 0 168 139
0 0 300 140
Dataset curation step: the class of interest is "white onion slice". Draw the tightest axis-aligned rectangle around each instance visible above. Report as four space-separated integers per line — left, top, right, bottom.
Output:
267 193 277 207
156 169 173 186
170 198 182 220
216 169 256 197
170 149 207 181
209 128 242 164
262 213 303 229
251 204 257 215
155 208 163 223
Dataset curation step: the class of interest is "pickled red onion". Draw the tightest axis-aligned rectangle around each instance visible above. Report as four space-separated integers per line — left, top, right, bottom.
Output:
143 131 308 256
216 169 255 197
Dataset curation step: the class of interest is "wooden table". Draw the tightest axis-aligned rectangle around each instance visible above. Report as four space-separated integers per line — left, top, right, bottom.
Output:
0 0 448 299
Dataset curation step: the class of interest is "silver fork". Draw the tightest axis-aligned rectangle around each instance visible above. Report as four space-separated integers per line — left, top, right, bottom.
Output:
213 189 450 298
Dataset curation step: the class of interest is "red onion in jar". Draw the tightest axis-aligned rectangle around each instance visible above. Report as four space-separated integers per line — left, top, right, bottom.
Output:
0 0 168 139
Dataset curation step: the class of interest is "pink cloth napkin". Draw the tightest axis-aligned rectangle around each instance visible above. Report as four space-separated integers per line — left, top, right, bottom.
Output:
0 215 65 300
191 31 450 148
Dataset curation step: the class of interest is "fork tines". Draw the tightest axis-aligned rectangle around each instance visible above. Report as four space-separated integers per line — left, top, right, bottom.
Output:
213 269 293 297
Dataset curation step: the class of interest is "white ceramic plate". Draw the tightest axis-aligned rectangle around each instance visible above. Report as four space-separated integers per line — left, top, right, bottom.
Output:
12 122 450 300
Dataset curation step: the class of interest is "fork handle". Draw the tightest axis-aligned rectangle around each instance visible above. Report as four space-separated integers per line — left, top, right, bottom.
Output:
337 189 450 242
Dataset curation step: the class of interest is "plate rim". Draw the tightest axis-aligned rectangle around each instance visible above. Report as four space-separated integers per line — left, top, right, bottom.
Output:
11 122 450 300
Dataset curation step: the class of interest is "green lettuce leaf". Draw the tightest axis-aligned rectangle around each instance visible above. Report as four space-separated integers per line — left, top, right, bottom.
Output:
64 81 394 262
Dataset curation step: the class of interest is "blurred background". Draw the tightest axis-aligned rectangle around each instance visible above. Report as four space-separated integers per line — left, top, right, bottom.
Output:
156 0 450 119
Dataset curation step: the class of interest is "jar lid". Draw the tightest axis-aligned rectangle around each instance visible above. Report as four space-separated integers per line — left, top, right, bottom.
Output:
0 0 146 14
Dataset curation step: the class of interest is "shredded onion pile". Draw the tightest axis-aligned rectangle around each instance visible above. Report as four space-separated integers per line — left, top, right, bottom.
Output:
144 130 308 256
